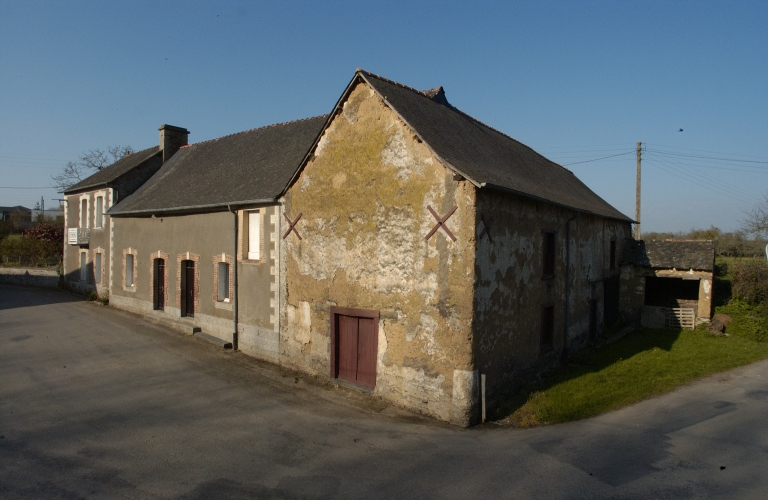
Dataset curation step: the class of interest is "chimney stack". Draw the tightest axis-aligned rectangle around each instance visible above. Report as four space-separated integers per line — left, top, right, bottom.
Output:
159 124 189 163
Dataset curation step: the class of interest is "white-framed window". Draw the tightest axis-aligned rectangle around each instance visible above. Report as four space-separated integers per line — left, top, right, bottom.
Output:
218 262 230 302
94 252 102 284
95 196 103 228
126 254 135 287
80 198 88 228
247 209 260 260
80 252 87 281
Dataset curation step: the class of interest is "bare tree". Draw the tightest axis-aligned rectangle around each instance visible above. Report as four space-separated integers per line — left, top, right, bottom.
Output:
52 145 135 191
742 192 768 237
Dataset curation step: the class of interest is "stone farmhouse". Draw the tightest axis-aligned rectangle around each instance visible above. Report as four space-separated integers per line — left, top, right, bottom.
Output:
63 69 633 425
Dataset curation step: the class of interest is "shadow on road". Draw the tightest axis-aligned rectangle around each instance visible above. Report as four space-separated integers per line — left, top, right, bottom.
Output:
0 284 81 311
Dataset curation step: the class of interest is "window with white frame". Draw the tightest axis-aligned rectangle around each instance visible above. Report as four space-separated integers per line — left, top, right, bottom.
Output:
94 252 102 284
126 254 134 287
80 252 87 281
80 199 88 228
95 196 103 228
217 262 230 302
247 210 260 260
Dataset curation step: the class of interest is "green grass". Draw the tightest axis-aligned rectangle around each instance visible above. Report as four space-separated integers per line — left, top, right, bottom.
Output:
498 282 768 427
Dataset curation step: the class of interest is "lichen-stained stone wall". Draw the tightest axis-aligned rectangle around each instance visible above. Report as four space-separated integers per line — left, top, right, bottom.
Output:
280 82 479 425
473 189 630 405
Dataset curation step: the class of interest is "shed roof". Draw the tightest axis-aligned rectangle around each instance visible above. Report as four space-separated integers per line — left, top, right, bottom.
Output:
63 146 161 194
623 240 715 272
309 70 630 222
109 116 327 216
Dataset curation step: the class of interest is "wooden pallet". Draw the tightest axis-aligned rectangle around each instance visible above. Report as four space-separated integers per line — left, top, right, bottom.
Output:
665 307 695 330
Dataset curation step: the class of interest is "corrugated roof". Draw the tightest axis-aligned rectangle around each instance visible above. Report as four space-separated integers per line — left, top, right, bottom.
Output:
356 70 631 222
109 116 327 216
63 146 160 194
623 240 715 271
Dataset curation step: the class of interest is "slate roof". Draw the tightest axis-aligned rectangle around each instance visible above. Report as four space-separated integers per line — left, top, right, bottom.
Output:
63 146 161 194
109 116 327 216
623 240 715 271
335 70 631 222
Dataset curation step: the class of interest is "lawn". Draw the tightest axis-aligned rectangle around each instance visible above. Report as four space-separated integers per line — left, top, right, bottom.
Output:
498 258 768 427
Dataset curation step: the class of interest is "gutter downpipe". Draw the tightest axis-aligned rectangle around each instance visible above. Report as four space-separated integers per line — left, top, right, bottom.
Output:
228 205 239 351
562 215 577 364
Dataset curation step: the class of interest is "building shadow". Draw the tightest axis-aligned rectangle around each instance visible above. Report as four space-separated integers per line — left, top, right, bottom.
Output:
0 284 81 311
491 327 683 422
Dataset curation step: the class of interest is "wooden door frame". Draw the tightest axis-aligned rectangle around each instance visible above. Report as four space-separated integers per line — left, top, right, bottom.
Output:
329 306 379 385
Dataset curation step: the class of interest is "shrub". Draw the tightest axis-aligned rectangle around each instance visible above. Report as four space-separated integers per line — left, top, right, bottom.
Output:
731 259 768 306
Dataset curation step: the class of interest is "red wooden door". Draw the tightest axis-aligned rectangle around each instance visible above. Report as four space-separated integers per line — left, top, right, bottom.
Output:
335 313 377 390
337 315 359 383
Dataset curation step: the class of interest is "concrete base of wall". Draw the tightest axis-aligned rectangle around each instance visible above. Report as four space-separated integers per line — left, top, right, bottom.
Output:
110 294 279 363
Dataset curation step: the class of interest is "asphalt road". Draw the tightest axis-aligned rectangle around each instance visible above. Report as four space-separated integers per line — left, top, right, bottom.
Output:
2 284 767 499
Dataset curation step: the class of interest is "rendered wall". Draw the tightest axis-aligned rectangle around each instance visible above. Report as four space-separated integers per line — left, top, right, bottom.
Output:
110 209 279 361
280 82 479 425
63 188 113 296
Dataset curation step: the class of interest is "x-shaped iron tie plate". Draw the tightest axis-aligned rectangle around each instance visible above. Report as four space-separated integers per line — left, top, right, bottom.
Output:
283 212 303 240
425 205 458 242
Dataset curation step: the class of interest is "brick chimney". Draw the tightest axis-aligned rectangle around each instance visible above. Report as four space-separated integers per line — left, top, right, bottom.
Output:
159 124 189 163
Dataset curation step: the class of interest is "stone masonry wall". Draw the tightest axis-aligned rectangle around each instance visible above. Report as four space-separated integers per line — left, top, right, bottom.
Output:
280 82 479 425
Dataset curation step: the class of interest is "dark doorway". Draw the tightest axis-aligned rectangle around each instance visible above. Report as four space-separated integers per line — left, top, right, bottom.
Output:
153 258 165 311
330 307 379 390
589 298 598 340
604 275 620 328
644 276 700 315
181 260 195 317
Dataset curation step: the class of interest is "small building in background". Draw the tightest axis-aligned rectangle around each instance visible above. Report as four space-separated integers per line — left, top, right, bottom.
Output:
0 205 31 222
621 240 715 329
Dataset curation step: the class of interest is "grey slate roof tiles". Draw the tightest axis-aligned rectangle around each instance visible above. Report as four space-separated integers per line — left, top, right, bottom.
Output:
357 70 631 222
109 116 328 216
623 239 715 271
63 146 161 194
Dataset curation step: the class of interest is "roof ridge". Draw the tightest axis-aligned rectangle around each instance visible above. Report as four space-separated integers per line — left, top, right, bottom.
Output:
358 69 575 175
187 114 329 148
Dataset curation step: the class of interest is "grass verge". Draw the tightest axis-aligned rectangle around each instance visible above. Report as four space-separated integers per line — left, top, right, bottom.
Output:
497 262 768 427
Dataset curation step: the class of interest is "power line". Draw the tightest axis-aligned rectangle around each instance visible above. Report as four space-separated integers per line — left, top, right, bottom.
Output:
0 186 56 189
643 152 768 174
645 149 768 164
562 151 635 166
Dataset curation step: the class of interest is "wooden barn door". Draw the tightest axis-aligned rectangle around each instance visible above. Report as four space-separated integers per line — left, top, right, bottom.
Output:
153 258 165 310
331 308 379 390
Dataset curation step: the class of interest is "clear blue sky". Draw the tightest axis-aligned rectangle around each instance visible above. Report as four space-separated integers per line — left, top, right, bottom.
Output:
1 0 766 233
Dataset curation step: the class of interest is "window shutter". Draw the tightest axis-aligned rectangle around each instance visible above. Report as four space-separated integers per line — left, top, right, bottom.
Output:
248 211 260 260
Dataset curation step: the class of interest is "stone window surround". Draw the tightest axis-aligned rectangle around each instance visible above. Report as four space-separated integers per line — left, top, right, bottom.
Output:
238 208 265 264
122 247 138 291
79 194 89 229
176 252 200 314
149 250 170 307
92 247 104 284
93 190 108 230
212 253 234 310
79 250 88 282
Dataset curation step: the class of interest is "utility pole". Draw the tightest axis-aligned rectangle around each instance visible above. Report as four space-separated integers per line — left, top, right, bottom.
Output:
635 142 642 240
